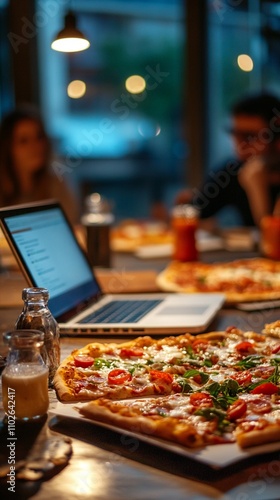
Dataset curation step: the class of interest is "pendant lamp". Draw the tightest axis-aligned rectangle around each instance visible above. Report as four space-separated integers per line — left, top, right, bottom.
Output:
51 10 90 53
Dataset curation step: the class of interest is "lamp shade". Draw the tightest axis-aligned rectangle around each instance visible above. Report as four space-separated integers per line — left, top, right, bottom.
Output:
51 11 90 53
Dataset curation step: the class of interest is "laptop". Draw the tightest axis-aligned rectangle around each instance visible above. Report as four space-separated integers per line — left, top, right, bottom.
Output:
0 201 225 335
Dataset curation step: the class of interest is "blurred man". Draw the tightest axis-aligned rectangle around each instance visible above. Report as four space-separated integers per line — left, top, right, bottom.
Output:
177 93 280 227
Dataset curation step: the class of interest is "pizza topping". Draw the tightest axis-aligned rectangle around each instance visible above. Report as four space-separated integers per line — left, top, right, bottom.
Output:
272 344 280 354
149 370 173 384
230 371 252 386
74 355 94 368
246 397 272 415
183 369 209 385
119 348 144 358
236 354 264 369
250 382 279 395
108 369 132 385
227 399 247 420
189 392 213 408
192 339 209 353
235 341 256 355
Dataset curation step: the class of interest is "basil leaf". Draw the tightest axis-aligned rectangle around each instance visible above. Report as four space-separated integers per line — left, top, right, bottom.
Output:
194 407 229 432
206 382 221 397
220 379 239 397
236 355 263 369
183 369 209 384
94 358 118 369
203 358 213 368
177 379 193 393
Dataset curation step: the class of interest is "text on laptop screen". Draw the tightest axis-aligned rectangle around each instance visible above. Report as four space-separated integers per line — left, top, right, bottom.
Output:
4 207 100 317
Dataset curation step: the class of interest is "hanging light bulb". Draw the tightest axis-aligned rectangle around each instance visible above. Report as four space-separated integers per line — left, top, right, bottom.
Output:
51 10 90 53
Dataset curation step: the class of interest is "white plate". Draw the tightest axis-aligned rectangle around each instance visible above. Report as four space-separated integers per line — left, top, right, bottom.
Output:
50 401 280 469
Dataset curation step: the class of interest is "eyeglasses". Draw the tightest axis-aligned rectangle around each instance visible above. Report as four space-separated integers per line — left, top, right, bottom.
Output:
225 127 260 142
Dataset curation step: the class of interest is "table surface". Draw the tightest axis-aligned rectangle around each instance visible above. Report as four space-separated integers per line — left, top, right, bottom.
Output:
1 250 280 499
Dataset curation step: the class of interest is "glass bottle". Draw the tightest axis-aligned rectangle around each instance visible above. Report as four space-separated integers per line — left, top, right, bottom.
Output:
15 288 60 386
260 195 280 260
81 192 114 268
1 330 49 420
171 204 199 262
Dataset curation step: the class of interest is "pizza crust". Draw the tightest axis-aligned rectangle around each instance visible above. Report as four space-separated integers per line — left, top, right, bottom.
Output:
78 399 204 448
236 424 280 448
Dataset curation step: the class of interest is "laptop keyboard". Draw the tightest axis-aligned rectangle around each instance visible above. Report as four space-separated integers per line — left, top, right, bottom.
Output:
80 299 163 324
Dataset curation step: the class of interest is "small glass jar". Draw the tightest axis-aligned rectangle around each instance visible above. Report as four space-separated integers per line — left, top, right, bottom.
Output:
1 330 49 421
15 288 60 386
171 204 199 262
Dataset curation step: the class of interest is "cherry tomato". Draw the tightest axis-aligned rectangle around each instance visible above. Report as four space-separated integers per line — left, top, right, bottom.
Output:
119 348 144 358
248 398 272 414
74 355 94 368
189 392 212 407
250 382 279 395
227 399 247 420
235 341 255 354
108 369 132 385
272 344 280 354
193 374 203 384
230 371 252 386
149 370 173 384
225 326 239 333
192 339 209 352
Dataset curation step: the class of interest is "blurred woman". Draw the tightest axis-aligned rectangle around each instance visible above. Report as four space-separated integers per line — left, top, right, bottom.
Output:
0 106 79 224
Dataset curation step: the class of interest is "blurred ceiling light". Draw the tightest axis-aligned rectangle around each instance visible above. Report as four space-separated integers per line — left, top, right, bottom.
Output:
67 80 86 98
125 75 146 94
51 11 90 53
237 54 254 72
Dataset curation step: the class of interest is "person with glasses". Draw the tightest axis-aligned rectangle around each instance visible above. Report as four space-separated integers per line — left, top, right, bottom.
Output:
176 93 280 228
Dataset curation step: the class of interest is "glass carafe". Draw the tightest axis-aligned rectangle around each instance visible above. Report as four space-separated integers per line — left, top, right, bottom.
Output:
1 330 49 420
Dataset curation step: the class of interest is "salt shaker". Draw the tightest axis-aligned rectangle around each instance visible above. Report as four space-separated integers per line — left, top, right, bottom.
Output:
1 330 49 420
81 192 114 268
15 288 60 386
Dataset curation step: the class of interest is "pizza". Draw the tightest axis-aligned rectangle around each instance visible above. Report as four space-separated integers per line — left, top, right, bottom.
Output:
110 219 173 252
156 257 280 303
54 324 280 449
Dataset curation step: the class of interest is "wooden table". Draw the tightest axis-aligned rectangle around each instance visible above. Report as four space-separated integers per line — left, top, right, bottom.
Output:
1 251 280 499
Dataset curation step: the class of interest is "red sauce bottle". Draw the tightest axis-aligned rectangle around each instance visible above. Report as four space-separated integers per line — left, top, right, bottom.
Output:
171 205 198 261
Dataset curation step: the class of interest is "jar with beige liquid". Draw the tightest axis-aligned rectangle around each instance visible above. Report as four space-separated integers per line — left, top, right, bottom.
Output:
1 330 49 420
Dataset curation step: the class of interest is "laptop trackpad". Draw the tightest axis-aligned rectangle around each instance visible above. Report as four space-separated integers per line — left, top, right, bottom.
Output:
157 305 209 316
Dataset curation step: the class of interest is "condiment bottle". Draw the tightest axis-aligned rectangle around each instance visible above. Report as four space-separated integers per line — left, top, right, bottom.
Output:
15 288 60 386
171 204 199 261
81 192 114 268
1 330 49 420
260 197 280 260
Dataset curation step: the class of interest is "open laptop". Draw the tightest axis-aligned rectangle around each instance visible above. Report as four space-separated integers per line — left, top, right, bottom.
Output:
0 201 225 335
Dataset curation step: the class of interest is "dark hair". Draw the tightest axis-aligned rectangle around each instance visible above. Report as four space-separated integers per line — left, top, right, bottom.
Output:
231 93 280 124
0 106 51 205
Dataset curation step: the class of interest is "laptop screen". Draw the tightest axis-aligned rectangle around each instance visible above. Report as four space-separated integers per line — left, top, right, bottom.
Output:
0 203 100 319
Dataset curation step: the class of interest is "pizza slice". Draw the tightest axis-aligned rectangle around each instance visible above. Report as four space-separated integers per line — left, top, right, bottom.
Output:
156 258 280 303
77 391 280 449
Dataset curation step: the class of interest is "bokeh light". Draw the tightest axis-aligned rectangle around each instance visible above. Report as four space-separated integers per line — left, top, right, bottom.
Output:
67 80 87 98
